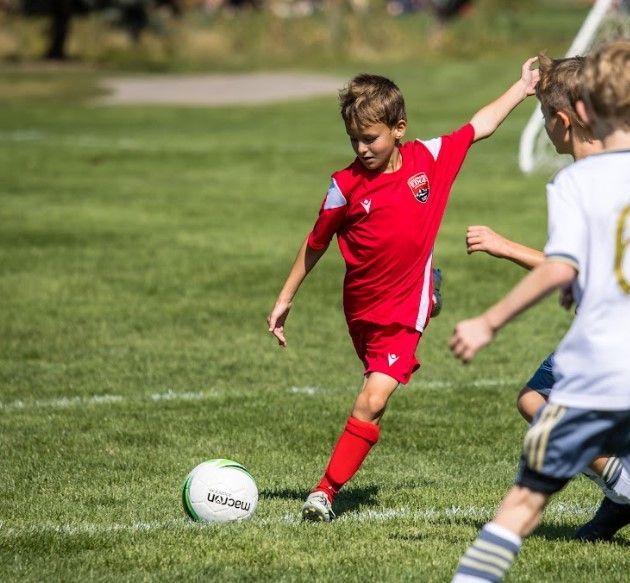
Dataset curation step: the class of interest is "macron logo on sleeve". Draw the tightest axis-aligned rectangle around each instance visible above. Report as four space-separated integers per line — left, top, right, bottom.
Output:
387 353 399 367
360 199 372 214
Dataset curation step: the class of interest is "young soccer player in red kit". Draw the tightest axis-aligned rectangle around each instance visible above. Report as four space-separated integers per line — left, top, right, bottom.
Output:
267 59 540 521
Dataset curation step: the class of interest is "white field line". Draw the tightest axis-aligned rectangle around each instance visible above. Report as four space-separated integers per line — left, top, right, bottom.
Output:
0 503 596 538
0 378 518 414
0 390 218 413
0 131 349 156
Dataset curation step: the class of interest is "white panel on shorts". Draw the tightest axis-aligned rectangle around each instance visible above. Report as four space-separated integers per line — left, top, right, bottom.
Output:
417 137 442 161
323 178 347 210
415 251 434 332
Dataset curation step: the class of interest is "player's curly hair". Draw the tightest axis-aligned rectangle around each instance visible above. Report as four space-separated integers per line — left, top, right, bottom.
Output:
536 53 587 128
583 39 630 131
339 74 407 129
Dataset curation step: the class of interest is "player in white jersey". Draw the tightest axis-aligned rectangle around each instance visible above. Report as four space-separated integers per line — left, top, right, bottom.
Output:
449 40 630 582
465 53 630 540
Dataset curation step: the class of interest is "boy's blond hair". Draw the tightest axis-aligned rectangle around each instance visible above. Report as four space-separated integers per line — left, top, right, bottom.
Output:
536 53 587 127
339 74 406 129
583 39 630 130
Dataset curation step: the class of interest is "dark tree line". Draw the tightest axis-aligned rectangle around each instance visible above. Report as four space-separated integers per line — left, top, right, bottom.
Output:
20 0 181 60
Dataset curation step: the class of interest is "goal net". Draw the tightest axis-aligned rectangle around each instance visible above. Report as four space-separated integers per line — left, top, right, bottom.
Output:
518 0 630 174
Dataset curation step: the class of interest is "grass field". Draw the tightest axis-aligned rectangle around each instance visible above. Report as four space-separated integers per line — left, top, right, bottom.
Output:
1 55 629 580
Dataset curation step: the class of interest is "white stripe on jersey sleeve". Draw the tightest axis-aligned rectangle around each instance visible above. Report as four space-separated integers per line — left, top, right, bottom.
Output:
415 252 434 332
323 178 347 210
416 137 442 161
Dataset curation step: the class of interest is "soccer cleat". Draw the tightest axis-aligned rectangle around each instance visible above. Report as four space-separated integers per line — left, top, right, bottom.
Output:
574 496 630 542
431 267 443 317
301 491 336 522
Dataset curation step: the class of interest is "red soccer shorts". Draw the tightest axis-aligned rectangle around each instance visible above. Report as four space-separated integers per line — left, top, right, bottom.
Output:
349 322 421 385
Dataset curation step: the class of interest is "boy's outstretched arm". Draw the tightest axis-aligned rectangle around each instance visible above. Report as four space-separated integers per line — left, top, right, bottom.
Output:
466 225 544 270
449 260 576 363
467 225 574 310
267 237 327 347
469 57 539 142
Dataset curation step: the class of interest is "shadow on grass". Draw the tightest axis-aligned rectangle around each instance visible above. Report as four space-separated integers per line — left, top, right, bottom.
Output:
259 485 380 516
416 515 630 546
534 523 630 546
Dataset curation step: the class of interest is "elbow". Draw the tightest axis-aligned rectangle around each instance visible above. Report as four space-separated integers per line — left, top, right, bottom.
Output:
471 122 495 142
545 260 578 287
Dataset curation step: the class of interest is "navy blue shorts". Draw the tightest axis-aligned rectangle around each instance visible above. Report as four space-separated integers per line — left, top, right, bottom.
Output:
516 404 630 494
525 353 555 398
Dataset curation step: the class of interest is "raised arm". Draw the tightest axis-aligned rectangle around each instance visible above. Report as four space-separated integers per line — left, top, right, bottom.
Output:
267 237 328 347
449 260 576 363
466 225 544 270
469 57 539 142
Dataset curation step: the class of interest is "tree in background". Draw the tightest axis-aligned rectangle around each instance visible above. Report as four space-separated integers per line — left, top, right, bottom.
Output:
19 0 182 60
430 0 473 21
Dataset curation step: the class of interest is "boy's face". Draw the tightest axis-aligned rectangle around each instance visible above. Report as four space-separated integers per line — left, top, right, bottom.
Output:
346 120 407 172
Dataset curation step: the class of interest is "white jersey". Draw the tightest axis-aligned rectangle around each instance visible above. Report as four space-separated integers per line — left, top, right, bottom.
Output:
545 150 630 411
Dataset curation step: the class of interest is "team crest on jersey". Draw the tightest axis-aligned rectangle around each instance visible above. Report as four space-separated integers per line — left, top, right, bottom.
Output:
408 172 430 203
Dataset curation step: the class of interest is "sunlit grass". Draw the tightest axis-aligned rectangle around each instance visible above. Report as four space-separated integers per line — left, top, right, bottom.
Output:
1 49 628 581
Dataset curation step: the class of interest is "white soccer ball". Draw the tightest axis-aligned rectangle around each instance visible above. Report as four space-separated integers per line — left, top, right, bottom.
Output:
182 459 258 523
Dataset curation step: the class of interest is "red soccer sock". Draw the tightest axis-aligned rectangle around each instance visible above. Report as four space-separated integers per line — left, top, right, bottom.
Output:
314 416 380 503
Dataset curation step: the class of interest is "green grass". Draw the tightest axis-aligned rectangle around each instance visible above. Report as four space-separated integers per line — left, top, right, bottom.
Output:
1 55 629 581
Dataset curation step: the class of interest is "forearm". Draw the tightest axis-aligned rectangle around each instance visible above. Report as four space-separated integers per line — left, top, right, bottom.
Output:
276 237 327 302
502 240 545 270
470 80 530 142
483 261 576 332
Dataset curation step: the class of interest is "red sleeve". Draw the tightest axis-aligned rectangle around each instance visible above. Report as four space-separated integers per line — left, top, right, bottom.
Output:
307 177 348 250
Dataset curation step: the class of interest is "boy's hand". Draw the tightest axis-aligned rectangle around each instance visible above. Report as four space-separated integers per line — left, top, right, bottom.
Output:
267 300 292 347
449 316 495 363
466 225 509 258
520 57 540 96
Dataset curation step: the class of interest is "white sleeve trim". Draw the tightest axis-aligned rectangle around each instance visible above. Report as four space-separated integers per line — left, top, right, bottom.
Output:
545 254 580 271
416 137 442 161
323 178 347 210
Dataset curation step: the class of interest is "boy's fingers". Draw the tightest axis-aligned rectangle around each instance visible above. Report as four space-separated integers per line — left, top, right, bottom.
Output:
448 331 464 351
272 327 286 345
524 56 538 69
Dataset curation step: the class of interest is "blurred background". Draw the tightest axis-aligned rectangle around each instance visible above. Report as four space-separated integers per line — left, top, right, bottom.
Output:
0 1 618 70
1 4 630 579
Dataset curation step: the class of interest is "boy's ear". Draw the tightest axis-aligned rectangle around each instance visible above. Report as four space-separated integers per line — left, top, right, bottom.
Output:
556 110 571 130
575 100 591 127
393 119 407 140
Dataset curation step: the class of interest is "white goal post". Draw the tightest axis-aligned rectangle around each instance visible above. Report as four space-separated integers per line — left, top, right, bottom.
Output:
518 0 629 174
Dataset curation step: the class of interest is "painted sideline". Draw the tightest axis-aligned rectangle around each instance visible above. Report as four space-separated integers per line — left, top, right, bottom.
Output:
0 503 596 538
0 379 518 414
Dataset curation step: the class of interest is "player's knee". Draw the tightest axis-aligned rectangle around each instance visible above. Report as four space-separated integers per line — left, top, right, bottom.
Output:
516 394 533 423
366 391 388 417
516 387 545 423
501 484 548 519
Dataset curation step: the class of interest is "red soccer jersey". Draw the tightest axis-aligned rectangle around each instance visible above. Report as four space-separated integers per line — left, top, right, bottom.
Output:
307 123 474 331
